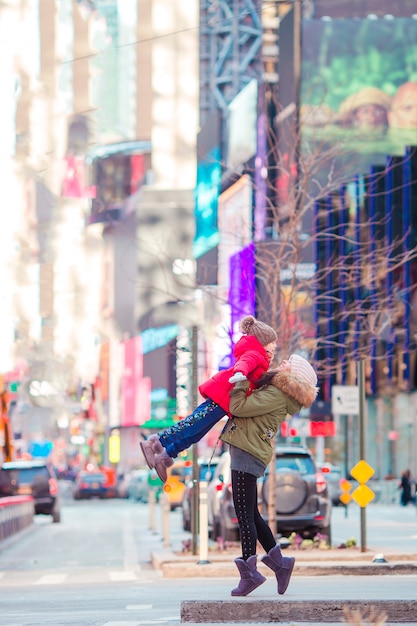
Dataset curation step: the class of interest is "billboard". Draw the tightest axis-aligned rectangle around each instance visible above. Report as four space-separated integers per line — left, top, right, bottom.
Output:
301 17 417 183
217 175 253 302
227 79 258 169
229 244 256 345
120 336 150 427
194 111 221 259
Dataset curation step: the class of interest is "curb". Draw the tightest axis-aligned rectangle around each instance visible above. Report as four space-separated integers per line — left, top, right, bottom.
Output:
152 550 417 578
181 599 417 623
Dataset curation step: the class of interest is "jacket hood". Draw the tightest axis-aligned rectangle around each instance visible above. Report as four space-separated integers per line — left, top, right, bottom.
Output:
233 334 267 359
269 371 318 408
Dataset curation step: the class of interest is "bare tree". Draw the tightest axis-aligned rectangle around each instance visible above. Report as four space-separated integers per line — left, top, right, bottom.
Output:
230 103 417 537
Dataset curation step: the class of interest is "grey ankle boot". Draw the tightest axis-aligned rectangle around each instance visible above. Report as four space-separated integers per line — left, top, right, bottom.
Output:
154 450 174 482
231 555 266 597
261 544 295 595
140 434 164 470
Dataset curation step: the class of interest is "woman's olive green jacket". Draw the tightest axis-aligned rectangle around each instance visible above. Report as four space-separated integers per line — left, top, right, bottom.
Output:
220 370 318 468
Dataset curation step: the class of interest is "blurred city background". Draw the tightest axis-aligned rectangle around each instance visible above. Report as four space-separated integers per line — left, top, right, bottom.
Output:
1 0 417 501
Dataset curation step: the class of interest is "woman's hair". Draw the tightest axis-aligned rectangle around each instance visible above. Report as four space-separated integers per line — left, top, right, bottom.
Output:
254 369 279 389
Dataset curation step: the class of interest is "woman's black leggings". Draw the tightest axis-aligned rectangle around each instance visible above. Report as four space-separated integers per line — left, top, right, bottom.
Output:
231 469 276 560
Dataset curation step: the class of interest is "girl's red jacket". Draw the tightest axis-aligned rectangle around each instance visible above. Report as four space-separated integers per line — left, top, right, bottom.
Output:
198 335 271 415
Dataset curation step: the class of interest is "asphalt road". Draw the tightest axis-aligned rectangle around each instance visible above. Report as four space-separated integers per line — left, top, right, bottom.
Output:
0 491 415 626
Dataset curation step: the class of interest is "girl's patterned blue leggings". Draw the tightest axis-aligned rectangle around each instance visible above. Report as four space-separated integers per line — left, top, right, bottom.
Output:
158 398 225 458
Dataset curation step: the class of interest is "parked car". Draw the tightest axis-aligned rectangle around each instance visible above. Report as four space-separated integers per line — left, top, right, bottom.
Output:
126 469 149 502
116 473 130 499
212 445 333 543
181 456 221 531
163 460 189 510
0 459 61 523
259 444 332 542
73 470 113 500
163 460 198 511
206 452 234 540
320 462 344 506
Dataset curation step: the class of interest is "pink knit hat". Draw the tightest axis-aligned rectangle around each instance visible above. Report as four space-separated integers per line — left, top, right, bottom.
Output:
289 354 317 387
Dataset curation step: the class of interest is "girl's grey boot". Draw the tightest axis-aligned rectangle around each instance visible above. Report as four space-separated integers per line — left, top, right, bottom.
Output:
154 451 174 482
231 556 266 597
140 434 164 469
261 544 295 594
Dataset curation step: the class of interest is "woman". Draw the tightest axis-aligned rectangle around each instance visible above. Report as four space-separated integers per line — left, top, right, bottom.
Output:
220 354 318 597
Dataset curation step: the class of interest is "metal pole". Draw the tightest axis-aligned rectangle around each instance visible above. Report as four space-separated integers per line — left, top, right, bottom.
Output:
358 360 367 552
191 325 199 555
148 488 157 533
191 445 200 555
160 490 170 549
344 414 349 518
198 480 210 564
293 0 302 159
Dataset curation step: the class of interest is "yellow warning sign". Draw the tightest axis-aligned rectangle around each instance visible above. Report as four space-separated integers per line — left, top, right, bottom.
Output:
340 492 352 505
339 479 353 504
351 483 375 508
350 460 375 484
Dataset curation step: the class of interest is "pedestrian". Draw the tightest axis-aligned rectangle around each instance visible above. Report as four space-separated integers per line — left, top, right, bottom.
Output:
140 315 278 481
220 354 318 597
398 469 415 506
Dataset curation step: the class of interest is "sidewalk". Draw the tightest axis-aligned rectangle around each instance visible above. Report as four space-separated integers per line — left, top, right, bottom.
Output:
152 505 417 578
152 543 417 578
151 546 417 624
149 506 417 624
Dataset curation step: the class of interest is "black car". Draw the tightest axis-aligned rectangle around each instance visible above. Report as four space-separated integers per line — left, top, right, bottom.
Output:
0 459 61 523
73 470 111 500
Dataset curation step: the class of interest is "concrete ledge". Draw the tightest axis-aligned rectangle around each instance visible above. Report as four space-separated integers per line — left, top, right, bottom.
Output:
181 599 417 623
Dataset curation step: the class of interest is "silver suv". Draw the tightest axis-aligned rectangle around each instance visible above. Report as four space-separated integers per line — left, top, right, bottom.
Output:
212 445 332 544
1 459 61 523
259 444 332 542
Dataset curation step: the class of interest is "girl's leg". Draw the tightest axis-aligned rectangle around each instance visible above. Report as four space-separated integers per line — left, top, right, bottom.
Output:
159 400 225 458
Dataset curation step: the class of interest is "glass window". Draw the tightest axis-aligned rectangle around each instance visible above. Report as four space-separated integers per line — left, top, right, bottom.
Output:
275 455 315 475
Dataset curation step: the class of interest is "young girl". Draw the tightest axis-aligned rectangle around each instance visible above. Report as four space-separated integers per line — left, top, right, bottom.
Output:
221 354 318 597
140 315 277 481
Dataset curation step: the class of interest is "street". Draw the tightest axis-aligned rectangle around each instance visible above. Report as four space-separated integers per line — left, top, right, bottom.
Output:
0 492 416 626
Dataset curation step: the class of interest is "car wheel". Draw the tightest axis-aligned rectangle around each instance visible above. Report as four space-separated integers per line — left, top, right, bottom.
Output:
273 472 309 514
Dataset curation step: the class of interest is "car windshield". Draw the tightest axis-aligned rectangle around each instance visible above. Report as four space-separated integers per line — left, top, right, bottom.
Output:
275 455 315 475
199 463 217 481
3 467 49 482
81 474 106 483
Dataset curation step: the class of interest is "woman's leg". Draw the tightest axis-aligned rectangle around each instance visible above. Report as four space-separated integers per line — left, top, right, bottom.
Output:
232 470 276 558
232 470 261 559
254 504 276 554
230 470 266 596
159 400 225 458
